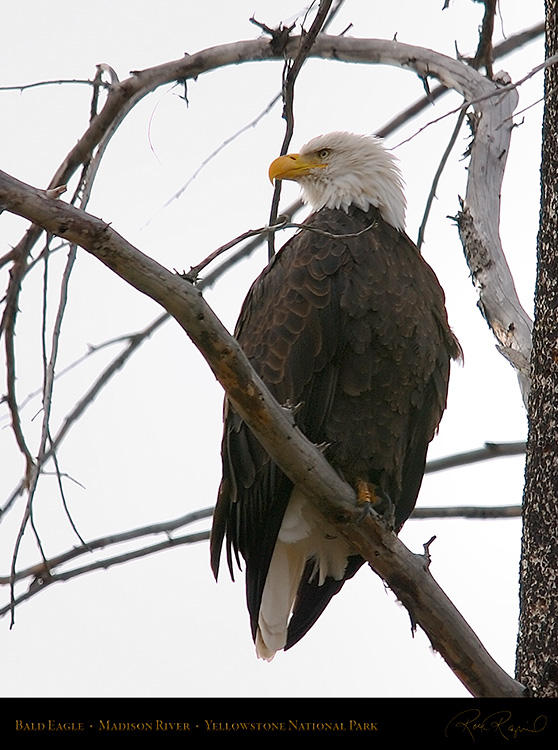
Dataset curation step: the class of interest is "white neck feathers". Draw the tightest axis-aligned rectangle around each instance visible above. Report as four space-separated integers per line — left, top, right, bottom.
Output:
298 132 406 230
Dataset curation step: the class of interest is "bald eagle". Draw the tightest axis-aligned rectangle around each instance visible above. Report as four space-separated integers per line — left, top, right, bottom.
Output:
210 132 460 660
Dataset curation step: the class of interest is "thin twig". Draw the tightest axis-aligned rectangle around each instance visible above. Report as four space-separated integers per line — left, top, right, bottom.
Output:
0 78 106 92
417 108 467 249
0 507 214 617
0 531 210 618
186 217 377 281
144 93 282 229
1 507 213 586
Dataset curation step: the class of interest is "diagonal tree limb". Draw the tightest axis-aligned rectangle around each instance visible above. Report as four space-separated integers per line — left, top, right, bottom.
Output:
0 169 525 697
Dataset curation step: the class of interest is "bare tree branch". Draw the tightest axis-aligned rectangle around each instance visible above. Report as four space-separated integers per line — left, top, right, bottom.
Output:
469 0 498 77
0 507 214 618
413 505 521 520
0 501 523 619
0 498 523 621
0 439 523 617
425 440 526 473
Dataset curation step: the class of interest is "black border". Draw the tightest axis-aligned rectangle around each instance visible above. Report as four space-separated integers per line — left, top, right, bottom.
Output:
3 697 556 744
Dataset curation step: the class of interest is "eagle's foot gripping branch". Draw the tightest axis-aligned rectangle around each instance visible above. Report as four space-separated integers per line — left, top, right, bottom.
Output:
355 480 395 529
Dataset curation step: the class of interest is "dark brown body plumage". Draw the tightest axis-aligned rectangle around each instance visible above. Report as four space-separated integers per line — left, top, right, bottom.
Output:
211 204 460 651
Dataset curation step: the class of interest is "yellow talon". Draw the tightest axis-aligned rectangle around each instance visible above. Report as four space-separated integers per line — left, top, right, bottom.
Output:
356 480 379 506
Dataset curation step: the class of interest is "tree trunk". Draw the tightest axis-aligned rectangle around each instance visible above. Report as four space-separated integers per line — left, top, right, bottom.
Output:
516 0 558 697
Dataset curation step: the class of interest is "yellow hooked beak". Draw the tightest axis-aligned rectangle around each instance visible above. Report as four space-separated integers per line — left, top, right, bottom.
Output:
268 152 327 183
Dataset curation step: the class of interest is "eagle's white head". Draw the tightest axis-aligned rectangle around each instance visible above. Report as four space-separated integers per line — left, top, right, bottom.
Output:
269 131 406 231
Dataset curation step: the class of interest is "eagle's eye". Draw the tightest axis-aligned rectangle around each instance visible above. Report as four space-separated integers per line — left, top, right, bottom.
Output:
317 149 330 160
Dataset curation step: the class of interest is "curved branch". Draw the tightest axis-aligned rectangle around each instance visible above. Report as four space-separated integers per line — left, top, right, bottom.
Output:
304 36 531 402
3 34 533 408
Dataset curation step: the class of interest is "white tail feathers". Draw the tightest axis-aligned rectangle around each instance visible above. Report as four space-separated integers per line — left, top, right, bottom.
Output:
256 539 307 660
255 488 352 660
